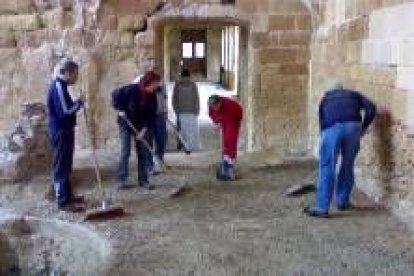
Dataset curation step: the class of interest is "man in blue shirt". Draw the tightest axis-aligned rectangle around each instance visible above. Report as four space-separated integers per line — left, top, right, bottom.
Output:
304 81 377 218
47 58 84 212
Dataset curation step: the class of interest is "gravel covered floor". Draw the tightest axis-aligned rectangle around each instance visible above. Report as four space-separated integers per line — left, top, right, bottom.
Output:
1 152 414 275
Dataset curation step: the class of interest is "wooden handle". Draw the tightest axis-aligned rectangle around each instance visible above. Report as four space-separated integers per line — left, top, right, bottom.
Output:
83 107 105 198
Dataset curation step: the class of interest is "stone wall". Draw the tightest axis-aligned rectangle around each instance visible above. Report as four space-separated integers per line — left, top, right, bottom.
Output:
309 0 414 227
206 28 221 82
254 11 312 152
0 0 173 149
0 0 312 153
0 102 51 181
234 0 313 152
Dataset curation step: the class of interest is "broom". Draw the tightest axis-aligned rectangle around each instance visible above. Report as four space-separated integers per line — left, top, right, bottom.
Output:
121 116 168 172
122 116 191 197
166 118 191 155
285 170 316 197
82 102 125 221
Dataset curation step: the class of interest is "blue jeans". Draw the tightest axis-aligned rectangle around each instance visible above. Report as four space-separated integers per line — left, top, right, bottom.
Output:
117 125 131 183
316 122 361 211
154 114 167 161
49 128 75 207
117 124 152 186
136 131 153 186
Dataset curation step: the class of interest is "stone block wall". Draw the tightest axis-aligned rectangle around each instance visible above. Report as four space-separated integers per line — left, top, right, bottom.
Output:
252 12 312 152
309 0 414 226
0 0 312 154
0 102 51 181
0 0 162 149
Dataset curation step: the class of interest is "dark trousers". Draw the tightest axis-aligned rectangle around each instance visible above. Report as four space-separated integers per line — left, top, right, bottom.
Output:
117 124 153 185
176 114 183 150
50 128 75 207
154 114 167 161
117 124 131 182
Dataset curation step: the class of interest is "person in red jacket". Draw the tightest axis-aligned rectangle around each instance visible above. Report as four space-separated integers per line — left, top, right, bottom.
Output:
208 94 243 180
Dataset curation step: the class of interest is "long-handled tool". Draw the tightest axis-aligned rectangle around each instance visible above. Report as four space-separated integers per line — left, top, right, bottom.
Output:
82 105 125 221
285 136 319 197
166 118 191 155
122 116 167 172
285 169 316 197
122 116 194 197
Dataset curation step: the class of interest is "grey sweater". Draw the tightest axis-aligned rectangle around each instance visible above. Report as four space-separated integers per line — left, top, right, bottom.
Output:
172 79 200 115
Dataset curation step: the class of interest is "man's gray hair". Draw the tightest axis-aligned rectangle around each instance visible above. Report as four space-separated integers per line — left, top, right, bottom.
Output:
326 80 343 91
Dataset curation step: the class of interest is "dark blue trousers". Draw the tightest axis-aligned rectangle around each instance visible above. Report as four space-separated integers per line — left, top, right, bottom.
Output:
117 124 153 186
50 128 75 207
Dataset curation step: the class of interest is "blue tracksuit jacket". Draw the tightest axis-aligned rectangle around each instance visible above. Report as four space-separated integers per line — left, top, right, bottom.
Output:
47 77 82 135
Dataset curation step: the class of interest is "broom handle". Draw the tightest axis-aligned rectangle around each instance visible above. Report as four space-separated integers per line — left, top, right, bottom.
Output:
166 118 191 153
122 115 167 171
82 102 105 198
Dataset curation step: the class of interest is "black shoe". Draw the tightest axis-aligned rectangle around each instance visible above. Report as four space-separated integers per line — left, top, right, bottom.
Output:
337 203 353 210
139 183 155 190
216 170 231 181
216 162 231 181
304 206 328 218
58 202 85 213
116 182 132 190
216 165 225 180
69 195 85 204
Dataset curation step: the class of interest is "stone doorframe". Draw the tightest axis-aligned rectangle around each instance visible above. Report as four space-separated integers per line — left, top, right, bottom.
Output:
152 15 250 150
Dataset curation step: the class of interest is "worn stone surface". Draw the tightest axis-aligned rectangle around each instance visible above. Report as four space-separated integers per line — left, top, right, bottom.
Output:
0 102 50 181
0 153 414 274
0 216 111 275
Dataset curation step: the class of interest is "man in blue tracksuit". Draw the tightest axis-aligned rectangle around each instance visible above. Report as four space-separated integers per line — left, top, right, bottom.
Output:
304 81 377 218
112 71 160 190
47 58 84 211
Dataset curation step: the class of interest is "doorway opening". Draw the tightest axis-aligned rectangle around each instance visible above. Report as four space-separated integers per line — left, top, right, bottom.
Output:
154 18 248 150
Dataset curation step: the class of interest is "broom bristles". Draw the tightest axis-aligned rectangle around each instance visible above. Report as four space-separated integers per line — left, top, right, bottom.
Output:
83 206 125 221
169 185 192 198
